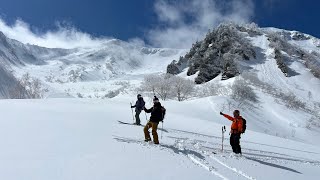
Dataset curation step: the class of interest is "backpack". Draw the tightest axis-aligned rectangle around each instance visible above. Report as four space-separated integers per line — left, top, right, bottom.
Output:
161 106 166 121
241 118 247 134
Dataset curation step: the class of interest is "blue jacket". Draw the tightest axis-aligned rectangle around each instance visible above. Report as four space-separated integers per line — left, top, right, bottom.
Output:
133 98 145 111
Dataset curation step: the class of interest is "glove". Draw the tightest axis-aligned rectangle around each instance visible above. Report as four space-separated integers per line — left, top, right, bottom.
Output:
220 112 224 115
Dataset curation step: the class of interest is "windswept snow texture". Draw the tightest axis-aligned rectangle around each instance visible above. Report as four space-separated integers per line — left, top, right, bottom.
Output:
0 98 319 180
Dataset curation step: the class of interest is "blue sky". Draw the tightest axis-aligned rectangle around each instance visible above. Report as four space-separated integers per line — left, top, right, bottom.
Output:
0 0 318 48
0 0 156 39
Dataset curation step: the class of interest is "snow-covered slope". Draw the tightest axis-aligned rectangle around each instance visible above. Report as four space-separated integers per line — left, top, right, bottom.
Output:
0 23 320 179
0 66 25 97
0 31 186 98
0 98 319 180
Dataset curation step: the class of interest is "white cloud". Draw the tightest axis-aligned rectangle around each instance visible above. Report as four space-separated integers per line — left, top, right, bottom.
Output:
0 18 110 49
127 37 146 47
147 0 255 49
154 0 183 25
0 0 255 49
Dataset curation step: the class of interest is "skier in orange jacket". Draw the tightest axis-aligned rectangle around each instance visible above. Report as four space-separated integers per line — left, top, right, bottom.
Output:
220 110 243 154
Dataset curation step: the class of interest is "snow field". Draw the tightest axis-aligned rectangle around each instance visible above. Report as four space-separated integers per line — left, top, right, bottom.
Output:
0 98 319 180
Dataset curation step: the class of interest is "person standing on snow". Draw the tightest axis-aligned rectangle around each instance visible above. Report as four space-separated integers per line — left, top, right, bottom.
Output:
131 94 145 125
143 96 165 144
220 110 243 154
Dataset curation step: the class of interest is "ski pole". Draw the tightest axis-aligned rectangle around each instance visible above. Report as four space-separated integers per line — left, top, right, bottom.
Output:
130 102 135 124
222 126 226 152
144 111 148 122
161 121 164 139
222 126 223 152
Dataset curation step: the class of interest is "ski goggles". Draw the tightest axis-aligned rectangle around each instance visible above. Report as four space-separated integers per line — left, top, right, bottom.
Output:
153 99 159 103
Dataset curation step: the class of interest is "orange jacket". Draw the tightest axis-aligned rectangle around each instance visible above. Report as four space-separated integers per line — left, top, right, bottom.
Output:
223 114 243 133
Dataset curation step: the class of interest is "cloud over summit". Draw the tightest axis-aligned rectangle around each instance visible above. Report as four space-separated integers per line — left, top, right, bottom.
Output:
147 0 254 49
0 18 110 49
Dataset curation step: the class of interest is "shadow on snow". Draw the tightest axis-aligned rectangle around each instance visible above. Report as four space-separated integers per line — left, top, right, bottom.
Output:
244 156 302 174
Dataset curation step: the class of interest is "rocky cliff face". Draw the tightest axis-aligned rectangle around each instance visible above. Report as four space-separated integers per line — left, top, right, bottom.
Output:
167 23 256 84
167 23 320 83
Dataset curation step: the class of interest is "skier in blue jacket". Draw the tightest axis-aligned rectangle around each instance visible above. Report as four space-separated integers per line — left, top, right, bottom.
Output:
131 94 145 125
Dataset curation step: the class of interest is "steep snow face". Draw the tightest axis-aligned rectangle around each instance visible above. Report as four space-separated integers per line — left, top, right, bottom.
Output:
0 31 70 66
0 32 187 98
0 66 28 98
12 41 186 98
247 34 320 101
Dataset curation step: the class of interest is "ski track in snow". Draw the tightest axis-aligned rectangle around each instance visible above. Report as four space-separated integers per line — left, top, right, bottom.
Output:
115 131 258 179
172 138 257 180
112 114 320 180
114 122 320 180
188 138 256 180
209 155 256 180
188 155 229 180
165 130 320 164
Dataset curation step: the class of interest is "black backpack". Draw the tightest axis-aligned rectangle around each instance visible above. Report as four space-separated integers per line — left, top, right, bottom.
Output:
241 118 247 134
161 106 166 121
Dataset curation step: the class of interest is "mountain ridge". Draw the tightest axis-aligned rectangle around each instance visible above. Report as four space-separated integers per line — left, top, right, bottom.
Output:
167 23 320 83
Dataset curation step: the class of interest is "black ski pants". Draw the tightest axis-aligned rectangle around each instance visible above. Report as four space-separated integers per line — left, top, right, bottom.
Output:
135 109 142 125
230 133 242 154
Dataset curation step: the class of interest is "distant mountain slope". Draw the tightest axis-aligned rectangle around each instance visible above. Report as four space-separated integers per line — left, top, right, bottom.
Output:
0 31 186 98
0 31 71 66
0 22 319 103
0 65 28 98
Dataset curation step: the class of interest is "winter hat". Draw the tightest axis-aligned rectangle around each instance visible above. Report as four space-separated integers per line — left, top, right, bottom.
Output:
137 94 142 98
233 110 240 115
153 96 159 103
